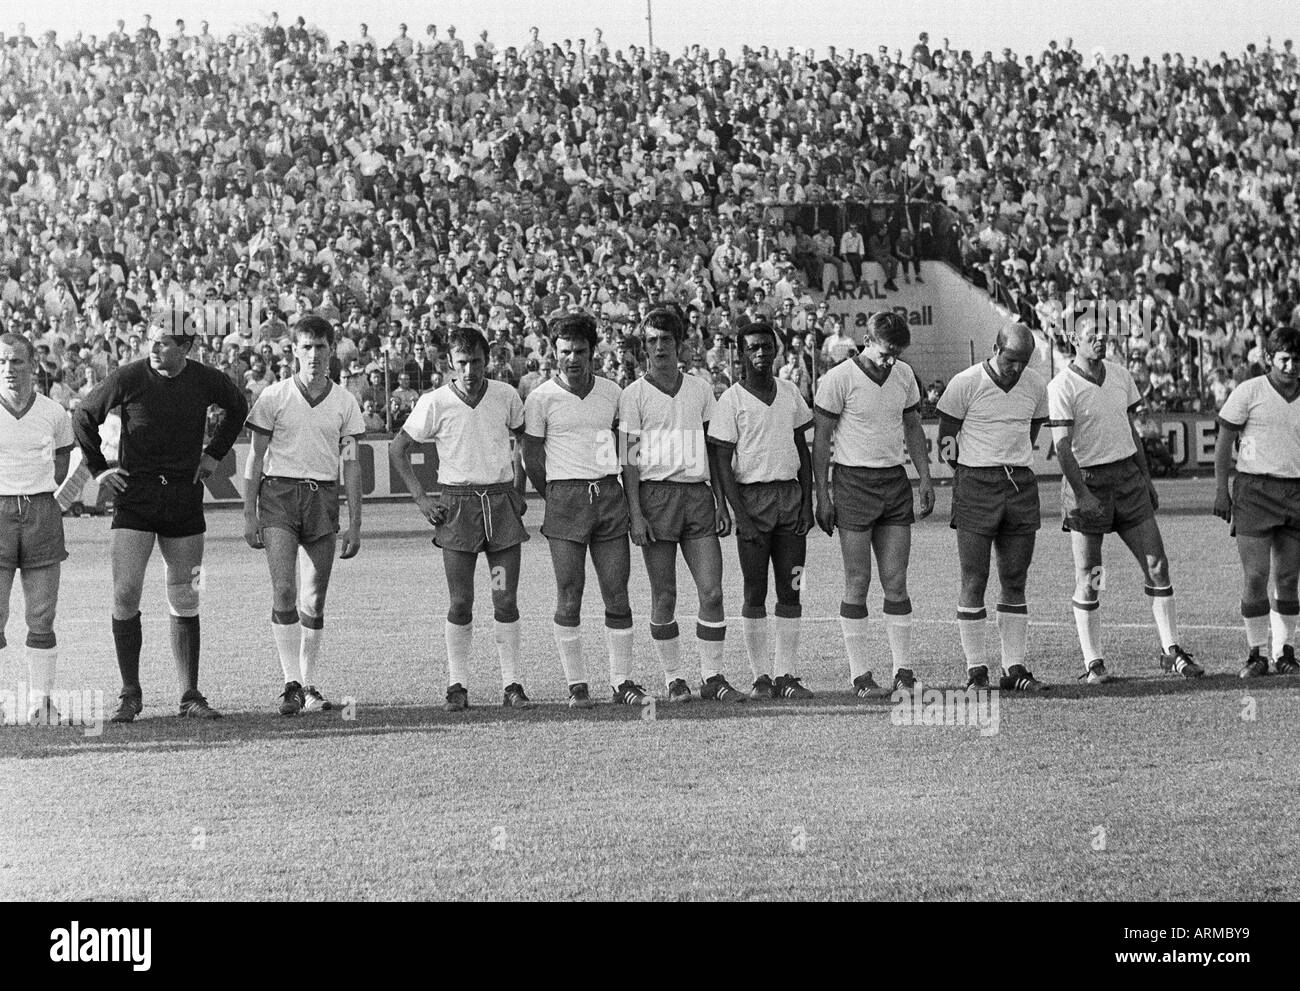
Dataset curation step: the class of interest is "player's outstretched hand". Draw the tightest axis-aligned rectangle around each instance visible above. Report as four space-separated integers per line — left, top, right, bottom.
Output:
629 516 656 546
243 514 264 550
715 504 732 538
1213 489 1232 523
340 526 362 559
917 479 935 519
193 453 219 485
815 498 836 536
97 467 129 495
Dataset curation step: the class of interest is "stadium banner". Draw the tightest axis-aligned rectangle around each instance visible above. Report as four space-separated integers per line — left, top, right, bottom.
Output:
822 261 1009 387
63 416 1223 511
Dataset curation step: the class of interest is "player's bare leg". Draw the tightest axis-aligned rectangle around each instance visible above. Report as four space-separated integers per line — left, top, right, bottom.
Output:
838 527 886 696
549 536 592 702
641 540 689 699
1235 532 1273 675
992 531 1045 690
1117 517 1201 677
485 543 529 707
1269 530 1300 672
872 524 915 690
19 564 61 722
589 535 641 702
159 533 218 715
263 527 305 712
1070 530 1108 681
956 529 994 684
681 533 740 700
441 547 479 708
0 566 12 724
769 531 811 697
736 529 774 691
108 529 157 720
297 534 338 710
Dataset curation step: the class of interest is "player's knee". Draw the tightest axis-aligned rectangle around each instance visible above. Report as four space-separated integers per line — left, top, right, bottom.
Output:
555 582 583 617
1145 557 1170 586
999 581 1028 604
651 589 677 616
113 581 145 616
960 568 989 597
446 603 473 625
270 582 297 612
166 578 200 617
698 585 724 615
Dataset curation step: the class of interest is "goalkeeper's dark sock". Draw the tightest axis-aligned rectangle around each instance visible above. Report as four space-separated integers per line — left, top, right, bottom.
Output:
170 614 201 694
112 612 143 692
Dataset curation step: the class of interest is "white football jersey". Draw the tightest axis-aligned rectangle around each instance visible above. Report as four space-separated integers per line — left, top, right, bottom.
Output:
0 393 74 495
814 357 920 468
937 362 1048 468
246 378 366 481
708 379 813 484
403 379 523 486
523 376 621 481
1047 361 1139 468
618 373 714 483
1218 375 1300 478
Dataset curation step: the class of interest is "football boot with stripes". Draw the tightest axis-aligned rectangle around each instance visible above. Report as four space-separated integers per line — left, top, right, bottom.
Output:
700 674 747 703
1274 645 1299 675
774 674 814 699
612 680 653 706
1160 645 1204 679
1000 664 1049 692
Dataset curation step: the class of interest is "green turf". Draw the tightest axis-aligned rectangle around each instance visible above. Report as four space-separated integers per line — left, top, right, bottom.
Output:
2 479 1297 900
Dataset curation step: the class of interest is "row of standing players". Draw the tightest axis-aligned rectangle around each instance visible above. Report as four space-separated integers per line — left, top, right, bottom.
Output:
2 309 1298 724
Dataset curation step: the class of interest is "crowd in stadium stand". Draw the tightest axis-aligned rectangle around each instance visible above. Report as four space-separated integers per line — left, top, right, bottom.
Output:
3 13 1299 432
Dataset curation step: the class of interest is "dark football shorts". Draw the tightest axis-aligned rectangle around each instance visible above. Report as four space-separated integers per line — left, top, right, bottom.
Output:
259 477 340 543
0 493 67 570
951 465 1041 536
112 474 206 538
638 480 717 543
831 464 915 531
739 478 805 536
434 481 529 553
1231 473 1300 538
542 475 630 544
1060 456 1154 535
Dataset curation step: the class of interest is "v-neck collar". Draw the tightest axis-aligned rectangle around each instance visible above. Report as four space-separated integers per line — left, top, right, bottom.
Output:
0 391 37 420
853 355 893 387
556 374 596 400
294 375 333 408
450 378 489 409
741 378 778 407
1068 361 1106 387
983 360 1017 394
645 371 684 399
1265 374 1300 404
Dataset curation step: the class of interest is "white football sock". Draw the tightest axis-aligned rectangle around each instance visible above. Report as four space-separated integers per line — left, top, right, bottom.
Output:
553 621 584 686
1271 601 1299 658
1243 611 1271 651
883 604 913 674
444 620 472 689
299 625 324 686
494 619 521 687
1146 586 1178 651
25 645 57 701
996 604 1029 670
1072 600 1103 667
605 626 634 689
741 614 768 679
957 608 988 669
695 616 726 681
773 616 801 677
651 621 683 688
840 613 870 680
272 620 301 683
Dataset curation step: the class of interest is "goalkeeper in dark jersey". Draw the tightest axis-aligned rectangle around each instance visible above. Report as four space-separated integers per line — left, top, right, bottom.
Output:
74 322 248 722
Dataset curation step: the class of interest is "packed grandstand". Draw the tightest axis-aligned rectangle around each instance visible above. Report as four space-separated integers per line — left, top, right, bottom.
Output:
3 15 1298 431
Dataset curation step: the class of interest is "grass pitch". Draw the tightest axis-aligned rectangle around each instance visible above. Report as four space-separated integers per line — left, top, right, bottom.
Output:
2 479 1297 900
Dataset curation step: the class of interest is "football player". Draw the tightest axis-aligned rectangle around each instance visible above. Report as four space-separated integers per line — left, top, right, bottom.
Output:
243 315 365 715
390 327 532 711
937 323 1050 691
709 321 816 699
523 312 648 708
1214 326 1300 677
1047 319 1202 683
620 307 745 703
75 322 248 721
0 334 74 724
813 311 935 698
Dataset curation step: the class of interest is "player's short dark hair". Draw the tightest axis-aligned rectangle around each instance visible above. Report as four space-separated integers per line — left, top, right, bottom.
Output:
739 321 779 350
551 311 598 349
865 310 910 349
447 326 490 362
1266 326 1300 357
294 314 334 346
0 332 35 362
642 306 685 343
